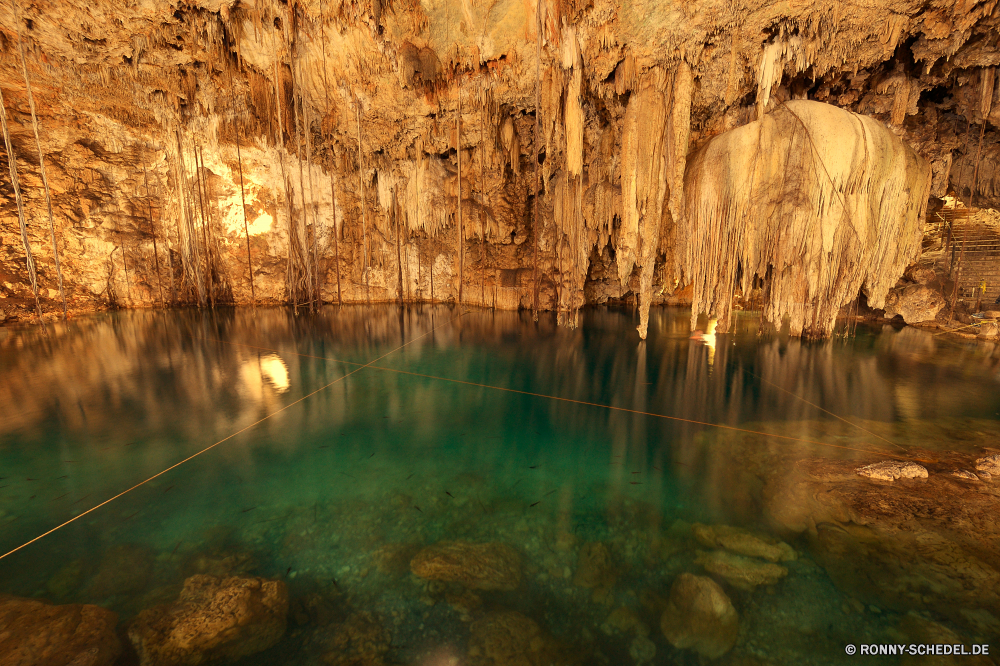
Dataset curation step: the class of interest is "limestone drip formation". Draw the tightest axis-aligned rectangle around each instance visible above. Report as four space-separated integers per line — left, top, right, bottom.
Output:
1 0 998 337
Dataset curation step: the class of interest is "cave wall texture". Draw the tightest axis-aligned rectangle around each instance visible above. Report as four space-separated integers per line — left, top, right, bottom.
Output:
0 0 999 337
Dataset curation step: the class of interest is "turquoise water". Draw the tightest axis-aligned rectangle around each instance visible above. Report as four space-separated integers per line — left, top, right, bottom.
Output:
1 306 999 665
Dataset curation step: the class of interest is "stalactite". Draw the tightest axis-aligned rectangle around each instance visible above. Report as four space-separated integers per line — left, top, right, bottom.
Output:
456 84 464 305
532 0 542 313
301 61 321 308
0 86 43 321
358 104 370 304
142 164 165 307
176 129 204 307
13 0 67 319
395 190 404 303
194 146 215 308
319 0 342 305
228 62 255 306
112 185 133 307
291 50 313 313
682 100 932 337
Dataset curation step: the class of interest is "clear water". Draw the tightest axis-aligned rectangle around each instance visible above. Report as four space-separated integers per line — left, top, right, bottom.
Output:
2 306 999 665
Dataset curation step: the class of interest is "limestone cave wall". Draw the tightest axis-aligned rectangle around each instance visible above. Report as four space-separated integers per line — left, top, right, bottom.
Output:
0 0 998 335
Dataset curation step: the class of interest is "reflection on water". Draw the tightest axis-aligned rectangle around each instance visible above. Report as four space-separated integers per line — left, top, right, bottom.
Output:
0 306 999 665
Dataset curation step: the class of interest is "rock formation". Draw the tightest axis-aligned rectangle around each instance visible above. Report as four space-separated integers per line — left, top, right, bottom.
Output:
0 0 998 336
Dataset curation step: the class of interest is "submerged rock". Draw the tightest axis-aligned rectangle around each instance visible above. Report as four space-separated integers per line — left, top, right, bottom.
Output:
0 595 121 666
127 575 288 666
572 542 618 602
324 612 391 666
86 543 154 597
762 453 1000 626
855 460 928 481
692 523 797 563
410 541 521 591
467 611 576 666
660 573 739 659
695 550 788 591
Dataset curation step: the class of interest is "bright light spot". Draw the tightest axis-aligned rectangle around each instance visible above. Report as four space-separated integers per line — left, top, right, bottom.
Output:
259 354 290 392
413 646 462 666
248 212 274 235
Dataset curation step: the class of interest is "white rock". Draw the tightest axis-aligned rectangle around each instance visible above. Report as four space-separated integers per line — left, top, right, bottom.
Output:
975 454 1000 476
855 460 928 481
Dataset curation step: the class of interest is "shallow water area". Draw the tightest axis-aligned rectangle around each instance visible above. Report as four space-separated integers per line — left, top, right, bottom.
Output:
2 305 1000 666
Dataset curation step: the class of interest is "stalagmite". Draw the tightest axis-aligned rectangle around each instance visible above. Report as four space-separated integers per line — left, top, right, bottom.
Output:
13 0 67 319
681 100 932 337
0 86 43 321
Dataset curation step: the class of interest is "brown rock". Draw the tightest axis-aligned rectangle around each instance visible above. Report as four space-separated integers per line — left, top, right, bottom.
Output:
0 595 121 666
572 542 617 602
410 541 521 591
660 573 739 659
127 575 288 666
695 550 788 591
691 524 797 562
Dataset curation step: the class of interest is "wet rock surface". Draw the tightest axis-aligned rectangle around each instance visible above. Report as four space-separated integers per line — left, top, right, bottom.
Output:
762 449 1000 629
0 595 121 666
660 573 739 659
127 574 288 666
410 541 522 591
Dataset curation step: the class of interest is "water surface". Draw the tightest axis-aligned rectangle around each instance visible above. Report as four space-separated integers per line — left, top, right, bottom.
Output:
1 306 999 664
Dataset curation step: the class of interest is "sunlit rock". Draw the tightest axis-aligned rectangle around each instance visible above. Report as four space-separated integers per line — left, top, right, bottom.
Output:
127 575 288 666
410 541 521 591
0 595 121 666
660 573 739 659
